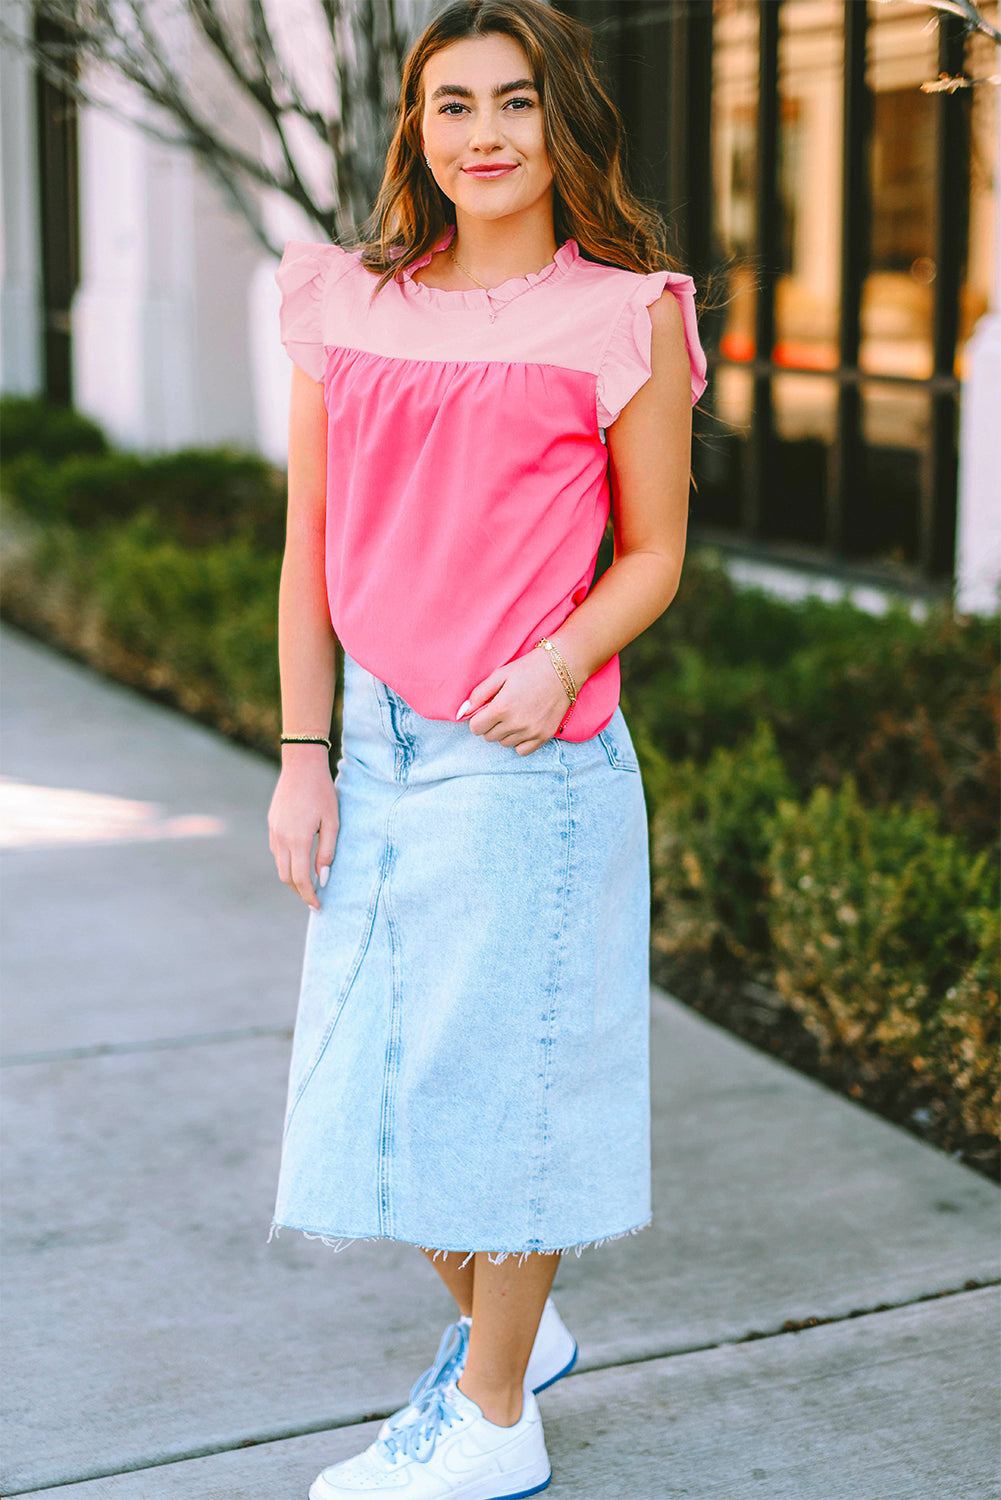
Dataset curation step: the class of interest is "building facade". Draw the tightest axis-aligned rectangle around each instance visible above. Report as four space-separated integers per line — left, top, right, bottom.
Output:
555 0 1000 607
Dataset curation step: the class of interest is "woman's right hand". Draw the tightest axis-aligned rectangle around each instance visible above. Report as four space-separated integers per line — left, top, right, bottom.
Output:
267 749 340 912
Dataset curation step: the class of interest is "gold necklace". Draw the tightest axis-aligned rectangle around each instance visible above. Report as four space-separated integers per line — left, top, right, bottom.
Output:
449 247 490 291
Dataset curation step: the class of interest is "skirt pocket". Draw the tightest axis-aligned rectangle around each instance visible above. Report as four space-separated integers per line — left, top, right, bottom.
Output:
596 707 640 772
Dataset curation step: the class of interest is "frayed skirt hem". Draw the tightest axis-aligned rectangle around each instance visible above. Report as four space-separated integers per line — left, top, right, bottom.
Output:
266 1216 652 1268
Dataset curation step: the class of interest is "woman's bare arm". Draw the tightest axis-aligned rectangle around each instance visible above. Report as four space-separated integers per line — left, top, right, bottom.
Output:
268 365 340 909
461 290 692 751
551 289 692 679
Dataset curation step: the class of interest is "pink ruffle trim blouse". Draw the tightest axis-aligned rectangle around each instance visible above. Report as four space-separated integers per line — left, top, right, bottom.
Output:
275 222 707 741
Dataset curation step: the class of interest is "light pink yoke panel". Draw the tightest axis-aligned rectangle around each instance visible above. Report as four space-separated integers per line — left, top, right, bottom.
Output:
323 242 706 416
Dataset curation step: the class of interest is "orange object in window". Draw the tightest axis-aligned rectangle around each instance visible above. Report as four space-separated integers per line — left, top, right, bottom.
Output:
720 331 755 362
773 342 839 371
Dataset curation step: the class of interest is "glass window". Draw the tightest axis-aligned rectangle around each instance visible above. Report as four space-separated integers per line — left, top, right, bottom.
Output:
769 373 837 547
863 0 939 379
774 0 843 372
959 16 999 378
712 0 760 363
692 367 751 534
859 382 929 566
773 371 838 446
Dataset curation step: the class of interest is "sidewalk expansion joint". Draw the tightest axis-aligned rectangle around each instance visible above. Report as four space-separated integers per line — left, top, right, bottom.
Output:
7 1280 997 1495
0 1023 294 1068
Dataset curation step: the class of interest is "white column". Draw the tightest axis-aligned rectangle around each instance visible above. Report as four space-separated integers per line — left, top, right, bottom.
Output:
71 77 198 451
955 85 1001 616
249 186 329 468
72 59 263 453
249 246 292 467
0 3 43 395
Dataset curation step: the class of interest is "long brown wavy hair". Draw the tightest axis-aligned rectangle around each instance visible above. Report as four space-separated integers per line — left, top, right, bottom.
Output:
354 0 682 292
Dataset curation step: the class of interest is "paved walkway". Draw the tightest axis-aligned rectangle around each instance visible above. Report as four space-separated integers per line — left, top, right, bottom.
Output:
2 621 998 1500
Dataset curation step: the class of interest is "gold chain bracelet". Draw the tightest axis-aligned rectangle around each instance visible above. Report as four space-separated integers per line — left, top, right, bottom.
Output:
535 638 579 734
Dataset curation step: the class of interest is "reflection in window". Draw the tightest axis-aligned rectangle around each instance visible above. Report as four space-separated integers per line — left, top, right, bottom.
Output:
715 364 754 431
860 383 930 566
961 22 998 377
774 0 843 373
773 373 837 446
712 0 759 364
771 374 837 547
863 1 938 379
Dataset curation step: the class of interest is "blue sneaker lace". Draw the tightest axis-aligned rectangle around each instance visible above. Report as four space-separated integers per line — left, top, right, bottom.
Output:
381 1319 469 1439
377 1380 463 1464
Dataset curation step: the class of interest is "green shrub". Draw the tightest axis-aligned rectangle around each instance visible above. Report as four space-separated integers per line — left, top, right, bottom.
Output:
94 511 281 707
3 440 287 550
771 608 1000 851
767 777 1000 1136
3 450 148 527
622 549 999 851
0 396 108 464
648 720 794 958
2 510 282 747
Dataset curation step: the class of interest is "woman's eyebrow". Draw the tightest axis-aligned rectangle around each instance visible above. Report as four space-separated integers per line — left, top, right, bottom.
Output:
430 78 537 101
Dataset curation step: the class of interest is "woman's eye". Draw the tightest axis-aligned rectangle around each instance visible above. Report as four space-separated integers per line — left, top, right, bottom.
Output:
439 102 466 115
506 97 534 110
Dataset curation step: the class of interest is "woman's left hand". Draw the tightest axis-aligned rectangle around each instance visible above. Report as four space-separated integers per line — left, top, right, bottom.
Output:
456 648 574 755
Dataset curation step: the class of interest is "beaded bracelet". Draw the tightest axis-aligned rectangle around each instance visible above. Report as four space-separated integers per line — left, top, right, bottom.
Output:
280 733 332 751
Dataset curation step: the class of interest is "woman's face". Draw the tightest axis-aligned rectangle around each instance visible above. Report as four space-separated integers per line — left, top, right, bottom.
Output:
419 33 553 225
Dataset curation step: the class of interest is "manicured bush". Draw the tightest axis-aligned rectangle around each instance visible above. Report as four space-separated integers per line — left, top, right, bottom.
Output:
3 444 287 550
648 720 794 958
4 450 148 527
623 549 999 852
767 777 999 1139
3 510 282 748
0 395 108 464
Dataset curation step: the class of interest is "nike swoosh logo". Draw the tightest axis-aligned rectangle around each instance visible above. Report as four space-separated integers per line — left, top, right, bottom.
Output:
440 1434 502 1475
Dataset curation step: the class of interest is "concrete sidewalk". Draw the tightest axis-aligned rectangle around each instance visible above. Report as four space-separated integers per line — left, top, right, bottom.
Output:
2 622 999 1500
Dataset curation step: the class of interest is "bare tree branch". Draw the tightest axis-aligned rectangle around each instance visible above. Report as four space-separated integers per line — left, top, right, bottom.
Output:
4 0 427 257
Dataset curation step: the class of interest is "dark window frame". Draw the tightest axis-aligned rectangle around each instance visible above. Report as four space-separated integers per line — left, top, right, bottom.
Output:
555 0 972 585
34 11 80 405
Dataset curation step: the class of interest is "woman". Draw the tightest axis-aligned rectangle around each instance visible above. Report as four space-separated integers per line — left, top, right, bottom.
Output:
267 1 706 1495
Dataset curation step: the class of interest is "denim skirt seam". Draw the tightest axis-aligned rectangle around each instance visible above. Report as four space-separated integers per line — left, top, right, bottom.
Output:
282 843 389 1143
527 733 571 1245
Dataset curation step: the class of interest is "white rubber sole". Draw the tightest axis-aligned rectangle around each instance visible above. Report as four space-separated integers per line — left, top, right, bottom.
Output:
530 1340 578 1394
308 1458 551 1500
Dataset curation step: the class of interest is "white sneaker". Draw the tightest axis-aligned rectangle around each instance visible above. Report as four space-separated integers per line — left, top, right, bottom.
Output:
309 1382 551 1500
524 1298 578 1394
378 1299 577 1441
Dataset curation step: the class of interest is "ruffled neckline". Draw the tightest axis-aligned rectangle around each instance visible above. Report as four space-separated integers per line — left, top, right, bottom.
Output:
398 224 580 313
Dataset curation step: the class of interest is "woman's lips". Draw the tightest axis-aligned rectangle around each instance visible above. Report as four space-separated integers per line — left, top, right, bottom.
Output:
462 164 518 178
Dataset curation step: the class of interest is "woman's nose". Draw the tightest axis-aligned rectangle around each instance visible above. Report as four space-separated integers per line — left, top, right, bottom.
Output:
466 108 505 151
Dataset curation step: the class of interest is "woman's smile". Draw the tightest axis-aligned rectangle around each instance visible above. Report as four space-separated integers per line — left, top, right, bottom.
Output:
462 163 519 178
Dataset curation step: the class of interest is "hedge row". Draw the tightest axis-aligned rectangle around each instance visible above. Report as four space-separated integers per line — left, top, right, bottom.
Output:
649 723 999 1144
2 507 282 748
2 397 998 1169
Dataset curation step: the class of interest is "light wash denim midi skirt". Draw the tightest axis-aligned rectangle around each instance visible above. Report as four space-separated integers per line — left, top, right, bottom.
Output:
271 652 651 1260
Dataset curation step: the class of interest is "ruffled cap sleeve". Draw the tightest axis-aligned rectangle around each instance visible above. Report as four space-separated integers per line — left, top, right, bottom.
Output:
596 271 708 429
275 239 338 383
